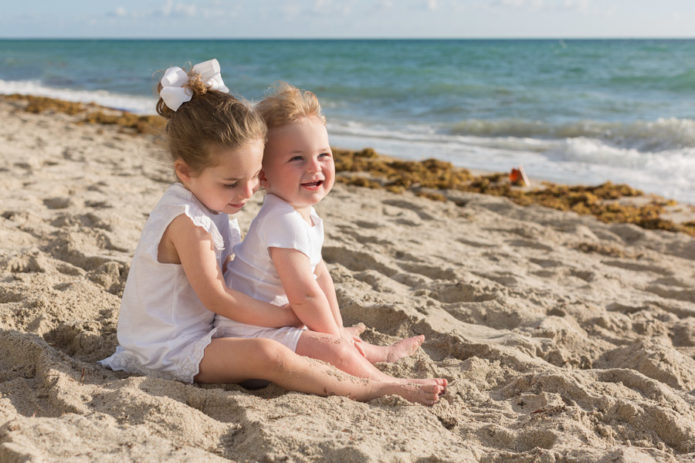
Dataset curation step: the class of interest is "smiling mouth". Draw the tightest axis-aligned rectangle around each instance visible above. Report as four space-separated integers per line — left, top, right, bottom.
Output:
301 180 324 190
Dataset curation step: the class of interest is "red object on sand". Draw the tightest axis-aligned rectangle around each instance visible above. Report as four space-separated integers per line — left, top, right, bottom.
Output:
509 167 530 187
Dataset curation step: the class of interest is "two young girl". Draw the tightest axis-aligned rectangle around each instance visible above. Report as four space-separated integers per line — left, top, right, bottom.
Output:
100 59 445 405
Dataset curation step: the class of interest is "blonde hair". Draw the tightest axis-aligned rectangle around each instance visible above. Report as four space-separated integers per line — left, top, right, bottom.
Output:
255 82 325 130
155 66 266 173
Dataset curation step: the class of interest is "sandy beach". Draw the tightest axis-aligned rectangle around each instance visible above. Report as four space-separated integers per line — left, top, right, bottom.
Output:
1 95 695 462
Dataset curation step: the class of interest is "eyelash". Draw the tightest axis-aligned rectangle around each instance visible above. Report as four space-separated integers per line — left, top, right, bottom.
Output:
291 153 331 162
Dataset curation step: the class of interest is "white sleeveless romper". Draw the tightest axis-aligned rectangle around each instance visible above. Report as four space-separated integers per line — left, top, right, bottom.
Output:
99 183 240 383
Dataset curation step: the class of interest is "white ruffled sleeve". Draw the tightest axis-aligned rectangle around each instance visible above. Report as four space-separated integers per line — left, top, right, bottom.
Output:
181 203 225 252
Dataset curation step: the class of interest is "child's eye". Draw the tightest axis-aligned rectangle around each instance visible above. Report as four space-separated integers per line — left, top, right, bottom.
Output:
319 152 331 158
290 155 303 162
222 183 238 189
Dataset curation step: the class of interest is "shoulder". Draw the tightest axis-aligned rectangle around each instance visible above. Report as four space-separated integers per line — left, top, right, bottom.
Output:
259 194 297 216
257 196 305 231
156 183 225 251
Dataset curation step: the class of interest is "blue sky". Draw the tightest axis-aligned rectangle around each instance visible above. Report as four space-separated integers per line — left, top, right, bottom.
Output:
2 0 694 39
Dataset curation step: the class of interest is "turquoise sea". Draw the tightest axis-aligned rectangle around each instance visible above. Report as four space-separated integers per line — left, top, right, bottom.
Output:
1 39 694 203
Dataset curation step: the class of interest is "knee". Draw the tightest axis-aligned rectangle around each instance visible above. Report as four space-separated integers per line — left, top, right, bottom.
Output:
325 336 354 363
254 338 291 368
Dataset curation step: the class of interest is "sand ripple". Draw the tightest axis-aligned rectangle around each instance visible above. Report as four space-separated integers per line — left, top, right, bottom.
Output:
1 98 694 461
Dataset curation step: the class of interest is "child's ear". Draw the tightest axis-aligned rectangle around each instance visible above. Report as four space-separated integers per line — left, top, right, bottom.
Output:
174 159 193 186
259 170 270 189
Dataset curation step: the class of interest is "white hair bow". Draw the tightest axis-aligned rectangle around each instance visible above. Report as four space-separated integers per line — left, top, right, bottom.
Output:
159 58 230 111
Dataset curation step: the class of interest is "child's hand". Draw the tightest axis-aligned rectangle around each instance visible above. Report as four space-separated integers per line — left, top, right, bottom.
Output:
278 304 304 328
342 332 365 357
353 337 366 357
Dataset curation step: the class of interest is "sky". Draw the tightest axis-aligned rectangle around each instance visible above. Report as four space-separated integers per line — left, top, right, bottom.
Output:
1 0 694 39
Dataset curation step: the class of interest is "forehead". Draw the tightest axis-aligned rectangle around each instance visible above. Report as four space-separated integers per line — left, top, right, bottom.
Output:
267 116 328 147
206 139 264 174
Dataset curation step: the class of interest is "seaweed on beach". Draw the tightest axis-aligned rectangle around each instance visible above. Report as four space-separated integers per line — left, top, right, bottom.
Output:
333 147 695 238
6 94 165 135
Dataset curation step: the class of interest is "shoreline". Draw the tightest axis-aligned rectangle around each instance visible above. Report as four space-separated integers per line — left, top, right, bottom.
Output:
1 90 695 460
4 93 694 238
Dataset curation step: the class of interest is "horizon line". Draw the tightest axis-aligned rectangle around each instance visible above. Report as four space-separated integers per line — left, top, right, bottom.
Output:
2 36 695 41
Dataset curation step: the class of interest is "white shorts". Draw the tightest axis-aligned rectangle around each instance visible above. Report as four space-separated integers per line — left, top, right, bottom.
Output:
213 317 305 352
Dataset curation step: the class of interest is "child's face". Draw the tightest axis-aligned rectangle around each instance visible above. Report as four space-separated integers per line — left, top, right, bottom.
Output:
262 116 334 210
177 138 264 214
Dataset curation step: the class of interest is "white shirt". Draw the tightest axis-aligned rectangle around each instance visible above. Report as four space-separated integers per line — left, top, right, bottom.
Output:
215 194 322 331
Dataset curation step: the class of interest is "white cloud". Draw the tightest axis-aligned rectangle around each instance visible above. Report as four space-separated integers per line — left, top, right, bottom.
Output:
106 0 234 20
109 7 128 17
157 0 198 18
492 0 589 10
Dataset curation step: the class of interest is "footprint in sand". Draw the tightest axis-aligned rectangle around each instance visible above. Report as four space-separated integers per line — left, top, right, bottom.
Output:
456 237 496 248
0 288 25 303
473 271 518 287
671 319 695 347
322 246 399 276
528 257 563 268
353 220 381 229
429 281 497 304
43 197 73 210
644 284 695 303
334 224 393 247
597 340 695 391
602 259 672 275
505 239 554 252
397 262 458 281
382 198 436 221
4 253 46 274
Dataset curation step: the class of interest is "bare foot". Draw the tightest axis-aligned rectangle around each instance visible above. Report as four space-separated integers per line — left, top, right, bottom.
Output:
386 381 443 406
385 335 425 362
405 377 448 391
342 323 366 337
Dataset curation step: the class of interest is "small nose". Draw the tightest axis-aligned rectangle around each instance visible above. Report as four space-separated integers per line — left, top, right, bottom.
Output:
241 177 258 200
307 156 320 173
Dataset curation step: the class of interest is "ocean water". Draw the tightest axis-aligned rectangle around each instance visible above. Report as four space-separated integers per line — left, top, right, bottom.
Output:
1 39 694 203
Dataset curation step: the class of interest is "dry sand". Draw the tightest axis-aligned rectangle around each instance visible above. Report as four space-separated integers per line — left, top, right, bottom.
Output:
1 96 695 462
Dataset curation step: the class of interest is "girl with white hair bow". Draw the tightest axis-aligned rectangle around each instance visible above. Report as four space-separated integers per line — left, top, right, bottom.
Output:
99 59 443 406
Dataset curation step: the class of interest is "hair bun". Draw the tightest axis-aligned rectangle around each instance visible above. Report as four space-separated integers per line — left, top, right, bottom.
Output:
186 72 208 97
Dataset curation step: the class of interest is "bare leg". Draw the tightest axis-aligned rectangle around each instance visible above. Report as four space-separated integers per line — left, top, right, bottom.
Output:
360 335 426 363
340 325 426 364
295 331 447 389
195 337 441 405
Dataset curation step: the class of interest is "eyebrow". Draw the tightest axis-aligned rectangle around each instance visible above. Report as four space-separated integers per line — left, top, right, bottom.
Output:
290 147 331 154
221 168 262 181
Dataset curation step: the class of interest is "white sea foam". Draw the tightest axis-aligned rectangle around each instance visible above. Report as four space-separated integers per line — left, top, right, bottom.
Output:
449 118 695 152
0 79 155 114
329 120 695 204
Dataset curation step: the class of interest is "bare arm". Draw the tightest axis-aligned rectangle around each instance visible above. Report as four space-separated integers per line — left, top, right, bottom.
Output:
167 214 299 327
269 247 341 337
314 259 343 329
